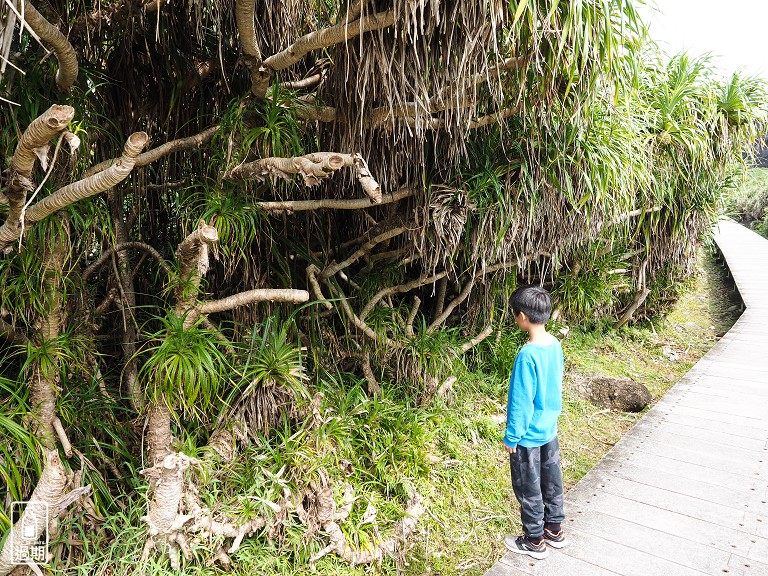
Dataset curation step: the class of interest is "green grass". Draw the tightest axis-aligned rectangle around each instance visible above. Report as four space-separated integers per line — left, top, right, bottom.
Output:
398 248 740 576
51 251 739 576
726 167 768 238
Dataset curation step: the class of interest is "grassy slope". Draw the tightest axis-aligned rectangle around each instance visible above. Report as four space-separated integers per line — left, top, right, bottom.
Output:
726 167 768 238
65 250 739 576
403 249 740 576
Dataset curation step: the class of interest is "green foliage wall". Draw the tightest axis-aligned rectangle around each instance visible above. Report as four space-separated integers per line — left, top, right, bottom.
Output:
0 0 766 571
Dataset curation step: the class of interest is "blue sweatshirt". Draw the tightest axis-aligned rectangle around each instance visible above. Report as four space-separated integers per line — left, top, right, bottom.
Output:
503 336 564 449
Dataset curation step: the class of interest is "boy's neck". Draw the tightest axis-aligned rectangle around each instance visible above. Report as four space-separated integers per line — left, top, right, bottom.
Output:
527 323 550 344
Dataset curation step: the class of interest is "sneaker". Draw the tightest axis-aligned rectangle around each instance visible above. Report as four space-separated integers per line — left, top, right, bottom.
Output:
542 527 569 549
503 534 549 560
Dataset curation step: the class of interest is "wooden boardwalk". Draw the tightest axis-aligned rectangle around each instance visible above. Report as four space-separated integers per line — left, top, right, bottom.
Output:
484 219 768 576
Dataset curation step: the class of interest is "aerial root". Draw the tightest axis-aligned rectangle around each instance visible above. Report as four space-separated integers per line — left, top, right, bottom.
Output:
140 457 423 569
140 452 270 569
302 472 425 566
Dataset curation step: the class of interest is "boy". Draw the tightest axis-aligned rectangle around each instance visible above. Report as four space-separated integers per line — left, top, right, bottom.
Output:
502 285 567 560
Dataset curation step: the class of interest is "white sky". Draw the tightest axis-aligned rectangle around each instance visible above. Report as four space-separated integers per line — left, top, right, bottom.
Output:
638 1 768 80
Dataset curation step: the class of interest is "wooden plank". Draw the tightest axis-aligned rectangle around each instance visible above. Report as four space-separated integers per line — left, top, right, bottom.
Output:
575 448 763 491
617 437 768 476
666 395 768 422
657 404 768 431
583 474 758 530
727 556 768 576
565 504 753 575
627 418 767 451
482 560 531 576
564 490 768 565
559 529 719 576
654 411 768 441
676 380 768 400
621 427 767 458
491 551 623 576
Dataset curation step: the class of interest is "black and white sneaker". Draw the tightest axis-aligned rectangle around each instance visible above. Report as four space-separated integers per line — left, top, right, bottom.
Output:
503 534 549 560
542 528 569 549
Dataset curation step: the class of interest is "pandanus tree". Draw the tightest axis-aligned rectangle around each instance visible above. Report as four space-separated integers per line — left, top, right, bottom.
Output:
0 0 765 572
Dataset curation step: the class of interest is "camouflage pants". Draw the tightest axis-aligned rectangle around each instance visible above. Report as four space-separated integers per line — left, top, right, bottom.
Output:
509 436 565 538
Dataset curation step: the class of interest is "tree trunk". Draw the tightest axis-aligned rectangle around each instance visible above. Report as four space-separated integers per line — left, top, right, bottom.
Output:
107 189 143 411
0 451 90 576
28 218 68 449
147 402 174 465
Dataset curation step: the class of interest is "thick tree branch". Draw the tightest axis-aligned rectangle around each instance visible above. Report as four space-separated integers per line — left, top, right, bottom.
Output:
615 259 650 329
0 132 149 251
27 219 69 448
433 276 447 318
70 0 168 34
609 205 662 227
296 103 520 131
468 107 521 128
332 0 364 25
0 318 29 345
183 287 308 328
460 325 493 353
293 104 338 122
0 317 27 344
395 105 521 130
249 11 395 98
321 227 406 280
614 288 650 329
7 105 74 188
227 152 381 201
307 264 333 310
280 74 323 90
310 484 423 565
84 127 218 177
142 0 167 13
433 57 524 105
427 277 476 333
405 296 421 337
267 11 394 72
361 353 381 396
95 288 118 314
201 317 235 354
147 403 174 464
1 105 73 250
52 416 72 457
364 248 406 268
15 0 78 90
199 289 309 315
359 272 447 322
368 98 472 128
43 133 148 213
256 187 416 213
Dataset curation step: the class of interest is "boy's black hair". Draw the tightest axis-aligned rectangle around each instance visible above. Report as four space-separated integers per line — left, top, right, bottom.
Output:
510 285 552 325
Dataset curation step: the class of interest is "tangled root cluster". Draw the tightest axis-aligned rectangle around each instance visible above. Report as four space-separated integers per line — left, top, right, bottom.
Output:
141 453 424 569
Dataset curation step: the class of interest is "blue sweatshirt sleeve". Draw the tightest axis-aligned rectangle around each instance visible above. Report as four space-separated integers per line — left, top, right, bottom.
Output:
504 356 536 448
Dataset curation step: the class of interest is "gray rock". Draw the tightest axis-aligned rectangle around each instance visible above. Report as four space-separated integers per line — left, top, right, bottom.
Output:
586 376 651 412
